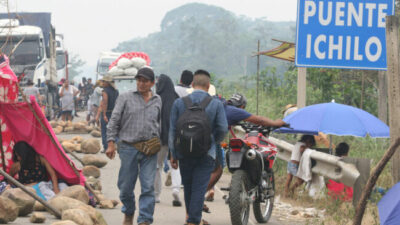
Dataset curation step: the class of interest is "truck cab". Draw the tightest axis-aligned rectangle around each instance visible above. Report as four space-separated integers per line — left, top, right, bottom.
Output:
96 52 121 80
0 20 47 85
56 34 68 81
113 75 137 93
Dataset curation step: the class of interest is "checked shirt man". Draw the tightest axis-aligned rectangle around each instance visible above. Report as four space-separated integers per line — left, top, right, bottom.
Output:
106 67 161 225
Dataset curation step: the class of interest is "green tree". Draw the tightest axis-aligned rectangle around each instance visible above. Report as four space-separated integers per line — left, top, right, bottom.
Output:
67 53 86 80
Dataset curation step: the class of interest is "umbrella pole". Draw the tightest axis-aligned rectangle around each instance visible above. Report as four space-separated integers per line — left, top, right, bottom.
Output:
0 168 62 218
329 135 333 155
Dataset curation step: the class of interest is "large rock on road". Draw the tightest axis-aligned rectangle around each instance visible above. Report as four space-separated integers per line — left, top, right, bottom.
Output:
56 185 90 204
0 196 18 223
81 139 101 154
82 155 108 168
2 187 35 216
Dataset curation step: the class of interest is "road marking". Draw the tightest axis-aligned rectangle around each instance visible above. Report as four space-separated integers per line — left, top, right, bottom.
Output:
215 184 256 225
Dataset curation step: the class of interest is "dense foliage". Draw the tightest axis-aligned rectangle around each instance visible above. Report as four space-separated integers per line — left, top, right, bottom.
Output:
113 3 295 80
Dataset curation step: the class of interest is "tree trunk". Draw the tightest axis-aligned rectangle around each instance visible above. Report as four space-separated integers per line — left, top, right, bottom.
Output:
386 16 400 183
378 71 388 124
353 138 400 225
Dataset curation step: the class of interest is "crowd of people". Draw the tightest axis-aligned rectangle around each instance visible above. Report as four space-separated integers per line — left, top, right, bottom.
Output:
97 67 286 225
3 65 361 225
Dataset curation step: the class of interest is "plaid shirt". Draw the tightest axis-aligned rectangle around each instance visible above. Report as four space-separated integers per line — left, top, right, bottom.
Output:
107 90 162 143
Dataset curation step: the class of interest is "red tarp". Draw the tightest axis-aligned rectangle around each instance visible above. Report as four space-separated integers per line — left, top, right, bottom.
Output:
0 55 18 179
109 52 151 69
0 96 85 185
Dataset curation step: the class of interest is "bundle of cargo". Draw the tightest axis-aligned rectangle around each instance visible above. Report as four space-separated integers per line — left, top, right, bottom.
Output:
107 52 151 77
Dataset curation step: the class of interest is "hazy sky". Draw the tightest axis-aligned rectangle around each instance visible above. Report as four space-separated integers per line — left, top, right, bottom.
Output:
0 0 297 75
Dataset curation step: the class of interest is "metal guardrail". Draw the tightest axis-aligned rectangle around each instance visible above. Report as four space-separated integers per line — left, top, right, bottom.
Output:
269 136 360 187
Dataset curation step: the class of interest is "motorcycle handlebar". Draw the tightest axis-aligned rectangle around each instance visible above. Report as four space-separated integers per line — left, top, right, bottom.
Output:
239 122 291 135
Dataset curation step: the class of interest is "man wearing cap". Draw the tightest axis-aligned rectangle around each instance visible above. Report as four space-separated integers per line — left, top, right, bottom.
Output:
98 75 119 152
106 67 161 225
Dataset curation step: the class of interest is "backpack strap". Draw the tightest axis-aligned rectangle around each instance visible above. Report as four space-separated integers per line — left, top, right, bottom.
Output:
182 96 192 109
199 96 213 110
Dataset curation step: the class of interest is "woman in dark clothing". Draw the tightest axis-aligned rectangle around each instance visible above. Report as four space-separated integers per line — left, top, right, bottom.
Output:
10 141 61 195
97 75 119 152
154 74 182 206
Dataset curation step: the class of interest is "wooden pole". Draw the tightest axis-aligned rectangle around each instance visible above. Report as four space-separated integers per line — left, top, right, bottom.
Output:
0 168 62 218
352 137 400 225
297 67 307 108
256 40 260 115
0 130 6 171
65 149 84 166
360 71 365 109
378 71 388 124
386 15 400 183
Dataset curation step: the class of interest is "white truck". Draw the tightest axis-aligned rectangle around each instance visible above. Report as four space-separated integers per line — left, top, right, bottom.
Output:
56 34 68 81
0 12 58 118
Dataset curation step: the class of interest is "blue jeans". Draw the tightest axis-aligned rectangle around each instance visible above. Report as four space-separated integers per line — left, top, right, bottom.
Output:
117 142 157 224
179 155 215 224
100 113 111 150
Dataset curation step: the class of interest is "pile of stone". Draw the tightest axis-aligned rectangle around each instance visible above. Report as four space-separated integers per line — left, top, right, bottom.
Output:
60 137 102 154
0 184 117 224
50 120 101 137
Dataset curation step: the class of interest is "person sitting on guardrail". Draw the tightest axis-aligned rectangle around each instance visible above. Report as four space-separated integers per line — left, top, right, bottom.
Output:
284 134 316 197
326 142 353 201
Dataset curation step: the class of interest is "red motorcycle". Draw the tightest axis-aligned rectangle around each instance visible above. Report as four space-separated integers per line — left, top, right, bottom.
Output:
223 123 287 225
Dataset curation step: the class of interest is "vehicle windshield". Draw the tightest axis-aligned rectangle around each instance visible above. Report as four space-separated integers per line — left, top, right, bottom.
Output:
56 51 66 70
114 79 136 94
97 58 117 75
0 40 42 65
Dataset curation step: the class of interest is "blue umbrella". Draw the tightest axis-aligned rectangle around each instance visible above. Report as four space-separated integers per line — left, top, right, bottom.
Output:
278 102 389 137
378 182 400 225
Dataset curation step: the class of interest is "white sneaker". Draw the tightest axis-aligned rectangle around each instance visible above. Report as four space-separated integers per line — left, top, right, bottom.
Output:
172 192 180 201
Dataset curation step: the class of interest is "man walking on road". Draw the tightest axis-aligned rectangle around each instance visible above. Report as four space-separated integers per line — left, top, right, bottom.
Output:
98 75 119 152
169 69 228 225
106 67 162 225
175 70 193 97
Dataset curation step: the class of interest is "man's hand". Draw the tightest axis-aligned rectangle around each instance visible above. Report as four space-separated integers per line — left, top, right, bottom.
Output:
275 119 287 127
106 142 116 159
103 115 109 123
170 158 178 169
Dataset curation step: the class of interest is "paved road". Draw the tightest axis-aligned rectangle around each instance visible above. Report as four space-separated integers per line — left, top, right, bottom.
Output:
9 120 290 224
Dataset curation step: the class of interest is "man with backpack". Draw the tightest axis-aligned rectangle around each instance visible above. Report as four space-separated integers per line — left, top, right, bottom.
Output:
169 69 228 225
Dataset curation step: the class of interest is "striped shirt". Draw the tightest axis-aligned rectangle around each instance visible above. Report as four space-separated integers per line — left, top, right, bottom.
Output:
106 90 162 143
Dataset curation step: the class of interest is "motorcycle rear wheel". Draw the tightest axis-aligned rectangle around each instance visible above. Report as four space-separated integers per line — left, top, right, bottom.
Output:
229 170 250 225
253 170 275 223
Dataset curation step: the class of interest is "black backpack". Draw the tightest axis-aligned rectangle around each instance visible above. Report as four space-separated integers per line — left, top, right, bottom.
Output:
174 96 212 158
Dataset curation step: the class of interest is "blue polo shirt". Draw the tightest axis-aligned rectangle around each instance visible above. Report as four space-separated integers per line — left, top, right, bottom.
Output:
224 105 252 126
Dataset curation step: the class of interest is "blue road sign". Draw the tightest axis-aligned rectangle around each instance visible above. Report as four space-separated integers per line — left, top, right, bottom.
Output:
295 0 395 70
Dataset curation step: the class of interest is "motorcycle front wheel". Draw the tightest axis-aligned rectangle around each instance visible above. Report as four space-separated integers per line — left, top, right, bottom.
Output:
253 170 275 223
229 170 251 225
